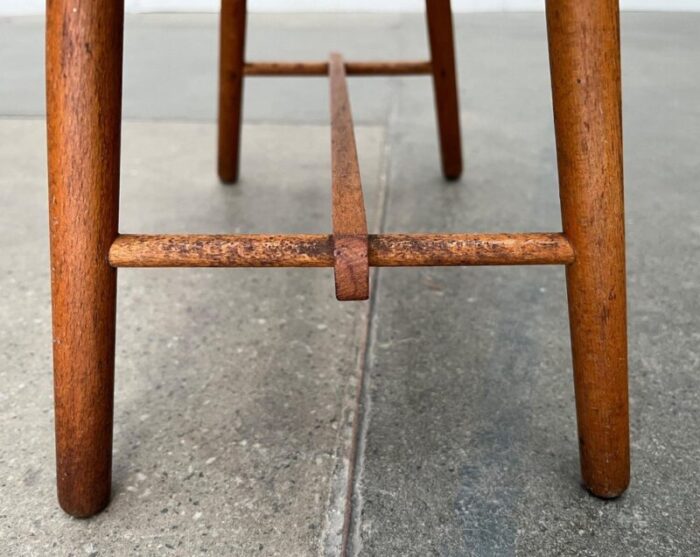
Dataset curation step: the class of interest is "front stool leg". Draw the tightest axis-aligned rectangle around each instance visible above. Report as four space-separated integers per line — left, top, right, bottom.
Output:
46 0 124 517
546 0 630 497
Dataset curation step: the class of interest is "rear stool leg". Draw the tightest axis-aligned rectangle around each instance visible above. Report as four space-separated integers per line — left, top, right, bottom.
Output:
46 0 123 517
426 0 463 180
218 0 247 183
546 0 630 497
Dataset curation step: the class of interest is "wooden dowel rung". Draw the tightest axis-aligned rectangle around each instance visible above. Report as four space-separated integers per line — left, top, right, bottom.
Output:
109 233 574 268
109 235 334 268
329 52 370 301
244 60 432 76
246 61 327 76
369 233 575 266
348 61 432 75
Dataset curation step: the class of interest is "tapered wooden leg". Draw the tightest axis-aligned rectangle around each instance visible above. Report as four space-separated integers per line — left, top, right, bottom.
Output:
426 0 463 180
546 0 629 498
218 0 247 183
46 0 123 517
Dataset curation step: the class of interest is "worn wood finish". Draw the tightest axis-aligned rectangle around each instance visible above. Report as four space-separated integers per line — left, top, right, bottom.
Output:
369 233 574 266
329 53 370 301
244 60 432 76
46 0 124 518
109 233 574 268
218 0 247 183
546 0 629 498
426 0 463 180
110 235 335 268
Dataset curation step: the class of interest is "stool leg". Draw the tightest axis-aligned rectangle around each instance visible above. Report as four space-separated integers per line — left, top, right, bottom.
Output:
546 0 629 498
218 0 247 183
46 0 123 517
426 0 463 180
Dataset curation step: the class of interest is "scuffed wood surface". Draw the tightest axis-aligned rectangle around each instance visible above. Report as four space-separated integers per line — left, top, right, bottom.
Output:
110 234 335 267
109 233 574 268
369 233 574 266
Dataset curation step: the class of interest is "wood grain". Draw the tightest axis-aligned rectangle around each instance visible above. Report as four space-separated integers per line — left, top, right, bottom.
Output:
46 0 123 518
109 233 574 268
110 235 335 267
218 0 247 183
329 53 370 301
369 233 574 266
426 0 463 180
244 60 432 76
547 0 629 498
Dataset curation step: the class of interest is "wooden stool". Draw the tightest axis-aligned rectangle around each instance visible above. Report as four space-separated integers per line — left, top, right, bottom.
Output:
46 0 629 518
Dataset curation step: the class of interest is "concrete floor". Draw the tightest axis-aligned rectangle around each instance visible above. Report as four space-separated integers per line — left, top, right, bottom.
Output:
1 11 699 557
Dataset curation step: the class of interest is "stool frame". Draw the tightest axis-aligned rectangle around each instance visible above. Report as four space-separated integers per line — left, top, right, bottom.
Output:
46 0 629 518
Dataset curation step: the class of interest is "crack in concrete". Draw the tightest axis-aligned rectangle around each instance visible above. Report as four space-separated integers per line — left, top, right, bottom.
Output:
340 80 401 557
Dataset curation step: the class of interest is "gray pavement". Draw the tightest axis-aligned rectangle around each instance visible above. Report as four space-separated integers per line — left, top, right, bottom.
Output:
1 12 699 557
